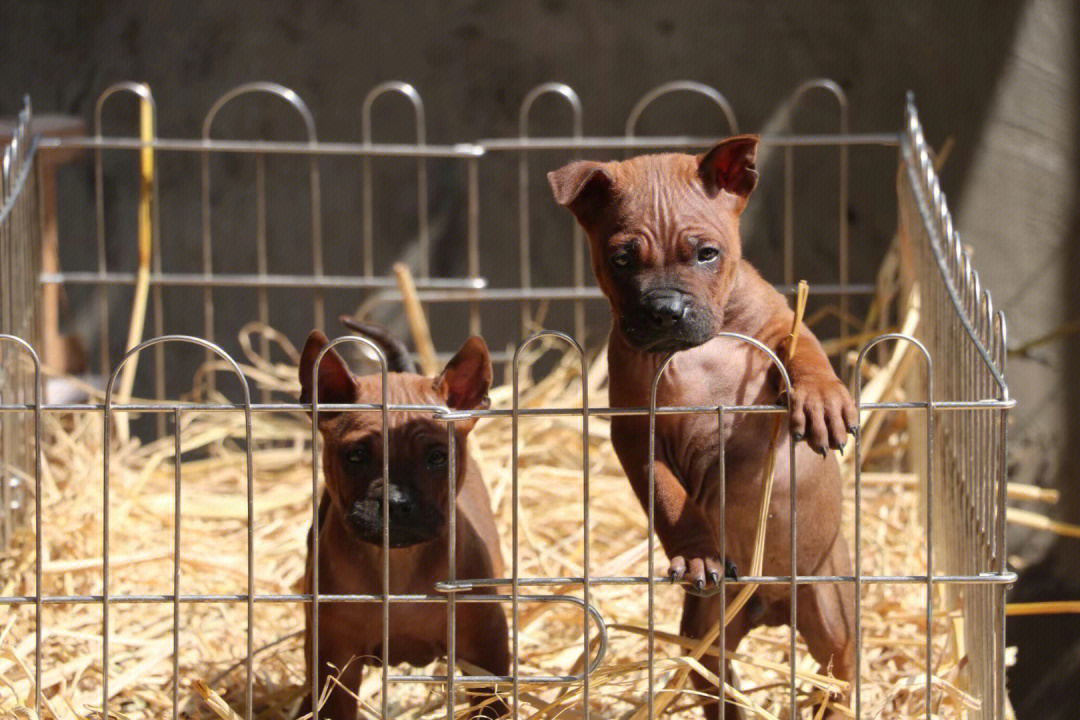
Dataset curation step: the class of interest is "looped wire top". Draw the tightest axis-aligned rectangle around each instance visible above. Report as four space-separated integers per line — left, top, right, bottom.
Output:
361 81 425 145
203 82 317 142
104 334 254 408
780 78 848 133
626 80 738 138
94 82 156 137
519 83 583 138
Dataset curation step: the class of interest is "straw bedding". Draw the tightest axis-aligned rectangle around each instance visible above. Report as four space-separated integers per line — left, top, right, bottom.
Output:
0 323 976 719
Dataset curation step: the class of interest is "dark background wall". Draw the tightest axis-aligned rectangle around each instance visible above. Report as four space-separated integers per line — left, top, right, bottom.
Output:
3 1 1077 716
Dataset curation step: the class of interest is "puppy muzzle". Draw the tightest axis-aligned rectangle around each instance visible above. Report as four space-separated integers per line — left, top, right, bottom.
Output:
346 485 445 548
620 289 716 352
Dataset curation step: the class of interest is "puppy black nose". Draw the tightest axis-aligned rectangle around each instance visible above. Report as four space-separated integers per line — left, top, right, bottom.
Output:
381 485 415 520
647 292 686 329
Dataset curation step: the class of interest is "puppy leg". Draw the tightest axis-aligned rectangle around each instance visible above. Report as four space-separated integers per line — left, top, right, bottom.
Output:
681 591 752 720
457 601 511 719
796 535 856 718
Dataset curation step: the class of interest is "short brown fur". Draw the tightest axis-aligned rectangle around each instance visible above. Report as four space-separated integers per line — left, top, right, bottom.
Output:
550 137 857 719
297 330 509 720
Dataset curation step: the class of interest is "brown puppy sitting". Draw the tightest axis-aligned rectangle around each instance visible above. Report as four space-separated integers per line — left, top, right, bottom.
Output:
298 324 509 720
549 137 857 718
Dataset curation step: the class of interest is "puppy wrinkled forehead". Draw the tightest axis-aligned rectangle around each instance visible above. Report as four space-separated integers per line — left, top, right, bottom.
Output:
609 153 729 233
336 413 448 448
614 153 703 190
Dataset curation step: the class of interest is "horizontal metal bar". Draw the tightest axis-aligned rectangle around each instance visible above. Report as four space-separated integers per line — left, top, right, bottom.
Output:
0 398 1016 414
389 673 581 686
37 133 899 159
436 572 1017 589
360 283 878 304
39 136 485 158
477 132 901 152
39 271 487 291
0 570 1017 606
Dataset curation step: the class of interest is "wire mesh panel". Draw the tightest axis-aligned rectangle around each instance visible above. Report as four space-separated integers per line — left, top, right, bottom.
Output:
0 85 1014 720
0 99 40 549
896 96 1011 720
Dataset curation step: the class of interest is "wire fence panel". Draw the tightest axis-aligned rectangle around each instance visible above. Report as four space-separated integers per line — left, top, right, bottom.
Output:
0 86 1013 719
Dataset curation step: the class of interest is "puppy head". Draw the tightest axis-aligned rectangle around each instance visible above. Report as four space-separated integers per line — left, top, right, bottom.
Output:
548 135 759 352
299 331 492 548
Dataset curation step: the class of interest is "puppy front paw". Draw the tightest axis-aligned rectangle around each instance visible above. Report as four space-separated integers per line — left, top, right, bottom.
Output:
788 375 857 453
667 552 738 595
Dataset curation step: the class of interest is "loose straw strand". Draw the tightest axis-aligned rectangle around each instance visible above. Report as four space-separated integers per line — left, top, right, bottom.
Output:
393 262 438 376
115 86 156 443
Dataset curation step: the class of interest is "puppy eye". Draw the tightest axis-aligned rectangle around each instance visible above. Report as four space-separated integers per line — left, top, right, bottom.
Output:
611 251 631 268
427 448 449 469
344 446 369 465
697 246 720 263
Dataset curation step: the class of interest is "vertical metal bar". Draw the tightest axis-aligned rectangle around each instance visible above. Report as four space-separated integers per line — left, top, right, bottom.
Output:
925 353 935 720
199 142 216 388
381 369 390 720
255 152 270 403
511 349 522 718
446 420 457 720
788 411 797 714
151 135 165 437
467 158 481 337
32 341 43 720
311 377 317 720
647 380 657 720
1 338 43 718
310 150 325 331
838 115 850 364
173 407 182 720
94 119 110 376
517 134 533 337
717 405 726 717
783 145 794 288
647 354 677 720
0 148 11 547
311 361 321 720
362 147 374 277
854 376 864 720
994 310 1009 720
245 389 255 720
581 348 591 720
102 362 113 719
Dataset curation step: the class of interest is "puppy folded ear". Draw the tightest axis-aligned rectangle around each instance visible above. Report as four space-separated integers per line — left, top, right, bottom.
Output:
547 160 615 229
698 134 760 206
434 336 492 412
299 330 359 410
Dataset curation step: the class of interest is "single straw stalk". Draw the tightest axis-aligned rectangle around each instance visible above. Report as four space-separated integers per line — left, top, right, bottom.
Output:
114 87 156 443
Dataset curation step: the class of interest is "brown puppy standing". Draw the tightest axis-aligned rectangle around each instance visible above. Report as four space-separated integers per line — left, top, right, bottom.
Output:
298 324 509 720
549 137 857 718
